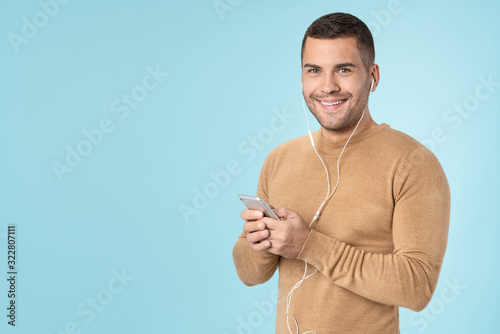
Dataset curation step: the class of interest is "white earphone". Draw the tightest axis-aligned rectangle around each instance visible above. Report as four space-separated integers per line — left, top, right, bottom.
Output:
287 76 374 334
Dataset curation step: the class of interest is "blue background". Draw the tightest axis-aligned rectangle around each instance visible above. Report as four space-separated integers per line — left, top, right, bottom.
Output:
1 0 499 333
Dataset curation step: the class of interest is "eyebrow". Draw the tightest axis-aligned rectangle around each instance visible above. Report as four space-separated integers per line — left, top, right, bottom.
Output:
303 62 357 69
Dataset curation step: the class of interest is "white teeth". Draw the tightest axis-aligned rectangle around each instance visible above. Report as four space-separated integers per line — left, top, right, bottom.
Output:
320 100 345 106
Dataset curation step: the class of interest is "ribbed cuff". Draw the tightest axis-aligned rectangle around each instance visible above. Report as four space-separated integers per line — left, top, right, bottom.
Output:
296 229 337 267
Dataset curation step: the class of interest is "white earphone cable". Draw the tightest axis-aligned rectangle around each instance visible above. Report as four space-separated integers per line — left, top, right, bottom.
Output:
286 80 373 334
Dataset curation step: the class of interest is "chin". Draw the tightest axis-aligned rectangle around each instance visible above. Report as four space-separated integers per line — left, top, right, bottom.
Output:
321 117 360 132
313 113 346 131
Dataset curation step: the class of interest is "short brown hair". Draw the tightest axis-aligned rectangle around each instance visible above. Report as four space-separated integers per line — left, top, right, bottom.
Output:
301 13 375 70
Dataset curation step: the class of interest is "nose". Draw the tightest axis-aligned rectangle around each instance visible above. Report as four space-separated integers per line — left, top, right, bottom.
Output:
321 73 340 95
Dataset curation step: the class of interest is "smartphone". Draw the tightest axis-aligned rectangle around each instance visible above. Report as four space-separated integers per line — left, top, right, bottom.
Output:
238 194 280 220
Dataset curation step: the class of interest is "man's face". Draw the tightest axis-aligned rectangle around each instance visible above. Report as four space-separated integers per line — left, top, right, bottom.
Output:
301 37 373 135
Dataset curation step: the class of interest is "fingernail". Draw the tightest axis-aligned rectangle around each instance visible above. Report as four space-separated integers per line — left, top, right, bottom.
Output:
261 230 267 237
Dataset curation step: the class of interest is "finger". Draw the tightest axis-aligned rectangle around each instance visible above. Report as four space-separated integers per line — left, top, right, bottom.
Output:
241 209 264 221
274 207 289 219
263 217 281 231
243 220 267 234
250 239 272 252
246 229 270 243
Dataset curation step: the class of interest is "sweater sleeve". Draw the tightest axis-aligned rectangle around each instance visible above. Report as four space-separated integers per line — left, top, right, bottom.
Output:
296 146 450 311
232 152 280 286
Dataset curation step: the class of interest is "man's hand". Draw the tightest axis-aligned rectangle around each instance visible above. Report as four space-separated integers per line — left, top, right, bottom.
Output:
241 207 310 259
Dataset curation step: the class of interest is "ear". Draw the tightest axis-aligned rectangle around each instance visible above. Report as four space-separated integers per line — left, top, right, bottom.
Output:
370 64 380 92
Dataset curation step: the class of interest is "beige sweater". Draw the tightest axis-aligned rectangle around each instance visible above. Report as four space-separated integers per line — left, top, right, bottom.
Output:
233 123 450 334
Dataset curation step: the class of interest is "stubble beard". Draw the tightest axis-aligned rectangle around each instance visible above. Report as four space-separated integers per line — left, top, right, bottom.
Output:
305 80 371 133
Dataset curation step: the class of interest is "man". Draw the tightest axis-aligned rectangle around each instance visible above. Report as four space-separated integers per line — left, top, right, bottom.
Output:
232 12 450 334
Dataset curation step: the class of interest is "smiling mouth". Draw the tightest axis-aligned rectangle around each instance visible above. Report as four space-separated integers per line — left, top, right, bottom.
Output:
319 99 347 106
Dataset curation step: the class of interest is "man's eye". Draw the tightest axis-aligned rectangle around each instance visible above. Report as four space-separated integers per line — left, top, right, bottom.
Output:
339 68 350 73
309 69 319 74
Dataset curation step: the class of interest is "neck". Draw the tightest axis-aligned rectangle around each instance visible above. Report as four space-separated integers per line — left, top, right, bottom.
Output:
320 109 377 142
